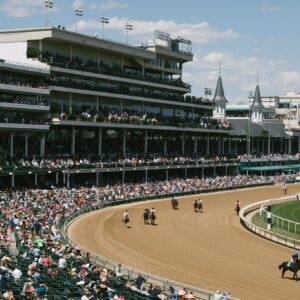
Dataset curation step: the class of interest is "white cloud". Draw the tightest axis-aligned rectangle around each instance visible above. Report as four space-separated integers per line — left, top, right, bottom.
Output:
72 0 86 9
183 51 296 102
73 17 239 44
260 1 280 12
1 0 44 17
90 1 127 10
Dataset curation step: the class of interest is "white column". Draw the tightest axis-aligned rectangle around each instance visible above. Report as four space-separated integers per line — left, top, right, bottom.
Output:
63 172 66 185
96 172 99 186
181 132 185 155
163 132 167 155
122 170 125 184
206 133 210 155
144 129 148 154
40 134 45 157
166 169 169 181
71 126 75 155
25 133 29 157
145 169 148 183
98 128 102 157
122 129 126 158
67 173 70 189
56 173 59 185
10 132 14 158
11 174 15 188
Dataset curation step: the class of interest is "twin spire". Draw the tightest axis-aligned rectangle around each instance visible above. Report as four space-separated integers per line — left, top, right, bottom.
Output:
212 67 263 110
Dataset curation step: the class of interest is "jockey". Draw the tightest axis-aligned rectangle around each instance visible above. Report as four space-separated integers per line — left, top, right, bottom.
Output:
235 200 240 209
291 253 298 264
123 210 129 222
150 207 156 216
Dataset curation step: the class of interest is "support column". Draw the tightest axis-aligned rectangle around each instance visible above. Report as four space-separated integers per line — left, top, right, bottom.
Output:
202 167 204 178
11 174 15 188
257 138 260 154
184 167 187 179
280 138 283 153
98 128 102 157
144 129 148 154
145 169 148 183
206 133 210 156
262 139 265 154
163 132 167 155
40 134 45 158
10 132 14 158
122 129 127 158
181 132 185 155
67 174 70 189
298 137 300 153
271 139 274 153
228 138 232 154
56 173 59 185
34 173 38 186
71 126 75 156
25 133 29 158
166 169 169 181
193 137 198 155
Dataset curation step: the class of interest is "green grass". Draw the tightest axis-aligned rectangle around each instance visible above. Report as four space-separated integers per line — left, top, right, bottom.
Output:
252 200 300 241
252 212 300 242
271 201 300 223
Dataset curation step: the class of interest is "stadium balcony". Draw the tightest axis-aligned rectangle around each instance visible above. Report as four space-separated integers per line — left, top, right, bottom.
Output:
39 49 191 90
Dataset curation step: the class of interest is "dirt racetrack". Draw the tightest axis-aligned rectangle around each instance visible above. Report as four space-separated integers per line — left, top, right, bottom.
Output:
68 183 300 300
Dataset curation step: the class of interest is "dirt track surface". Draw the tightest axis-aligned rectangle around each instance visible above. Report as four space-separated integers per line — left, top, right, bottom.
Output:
68 184 300 300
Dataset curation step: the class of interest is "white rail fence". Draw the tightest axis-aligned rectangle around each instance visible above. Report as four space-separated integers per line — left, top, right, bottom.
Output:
239 194 300 250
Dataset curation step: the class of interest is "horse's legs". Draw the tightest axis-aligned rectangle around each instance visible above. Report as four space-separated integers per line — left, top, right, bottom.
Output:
282 269 285 278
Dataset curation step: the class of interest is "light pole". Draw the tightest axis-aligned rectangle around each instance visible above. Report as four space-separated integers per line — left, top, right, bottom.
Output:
268 96 271 155
125 23 133 44
248 91 253 158
45 0 54 27
204 88 212 101
75 9 83 32
288 99 291 154
101 17 110 38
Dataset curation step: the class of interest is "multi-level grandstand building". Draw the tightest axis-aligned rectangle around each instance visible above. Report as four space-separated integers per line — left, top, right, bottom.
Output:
0 27 298 187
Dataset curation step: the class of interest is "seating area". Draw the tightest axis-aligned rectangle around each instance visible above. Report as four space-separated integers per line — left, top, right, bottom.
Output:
50 103 231 130
39 49 190 90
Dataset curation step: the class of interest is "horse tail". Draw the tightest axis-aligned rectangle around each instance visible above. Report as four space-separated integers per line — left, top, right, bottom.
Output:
278 262 285 270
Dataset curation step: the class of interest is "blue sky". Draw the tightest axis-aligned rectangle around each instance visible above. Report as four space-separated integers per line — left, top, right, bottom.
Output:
1 0 300 103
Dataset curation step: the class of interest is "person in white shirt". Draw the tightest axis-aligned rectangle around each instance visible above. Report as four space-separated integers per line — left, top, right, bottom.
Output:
122 210 129 228
12 267 22 283
58 257 67 269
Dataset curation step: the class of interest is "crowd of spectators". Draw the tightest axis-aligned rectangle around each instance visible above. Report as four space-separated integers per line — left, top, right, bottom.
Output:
51 103 231 130
0 77 48 90
0 154 237 172
0 114 49 125
238 153 300 161
0 173 293 299
0 96 48 107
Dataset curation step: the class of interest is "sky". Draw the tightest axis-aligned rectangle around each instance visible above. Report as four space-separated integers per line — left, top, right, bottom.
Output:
1 0 300 103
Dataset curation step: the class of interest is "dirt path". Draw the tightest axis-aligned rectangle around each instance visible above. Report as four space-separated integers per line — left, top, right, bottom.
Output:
68 184 300 300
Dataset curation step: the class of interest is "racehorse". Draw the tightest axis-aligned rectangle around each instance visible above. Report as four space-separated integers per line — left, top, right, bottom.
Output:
282 183 287 194
278 259 300 279
143 209 149 224
150 211 156 225
235 204 240 215
193 200 198 212
198 200 203 213
123 215 129 228
171 197 179 210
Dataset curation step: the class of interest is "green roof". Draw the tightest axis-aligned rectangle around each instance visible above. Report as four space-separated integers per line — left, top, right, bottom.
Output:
240 164 300 172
